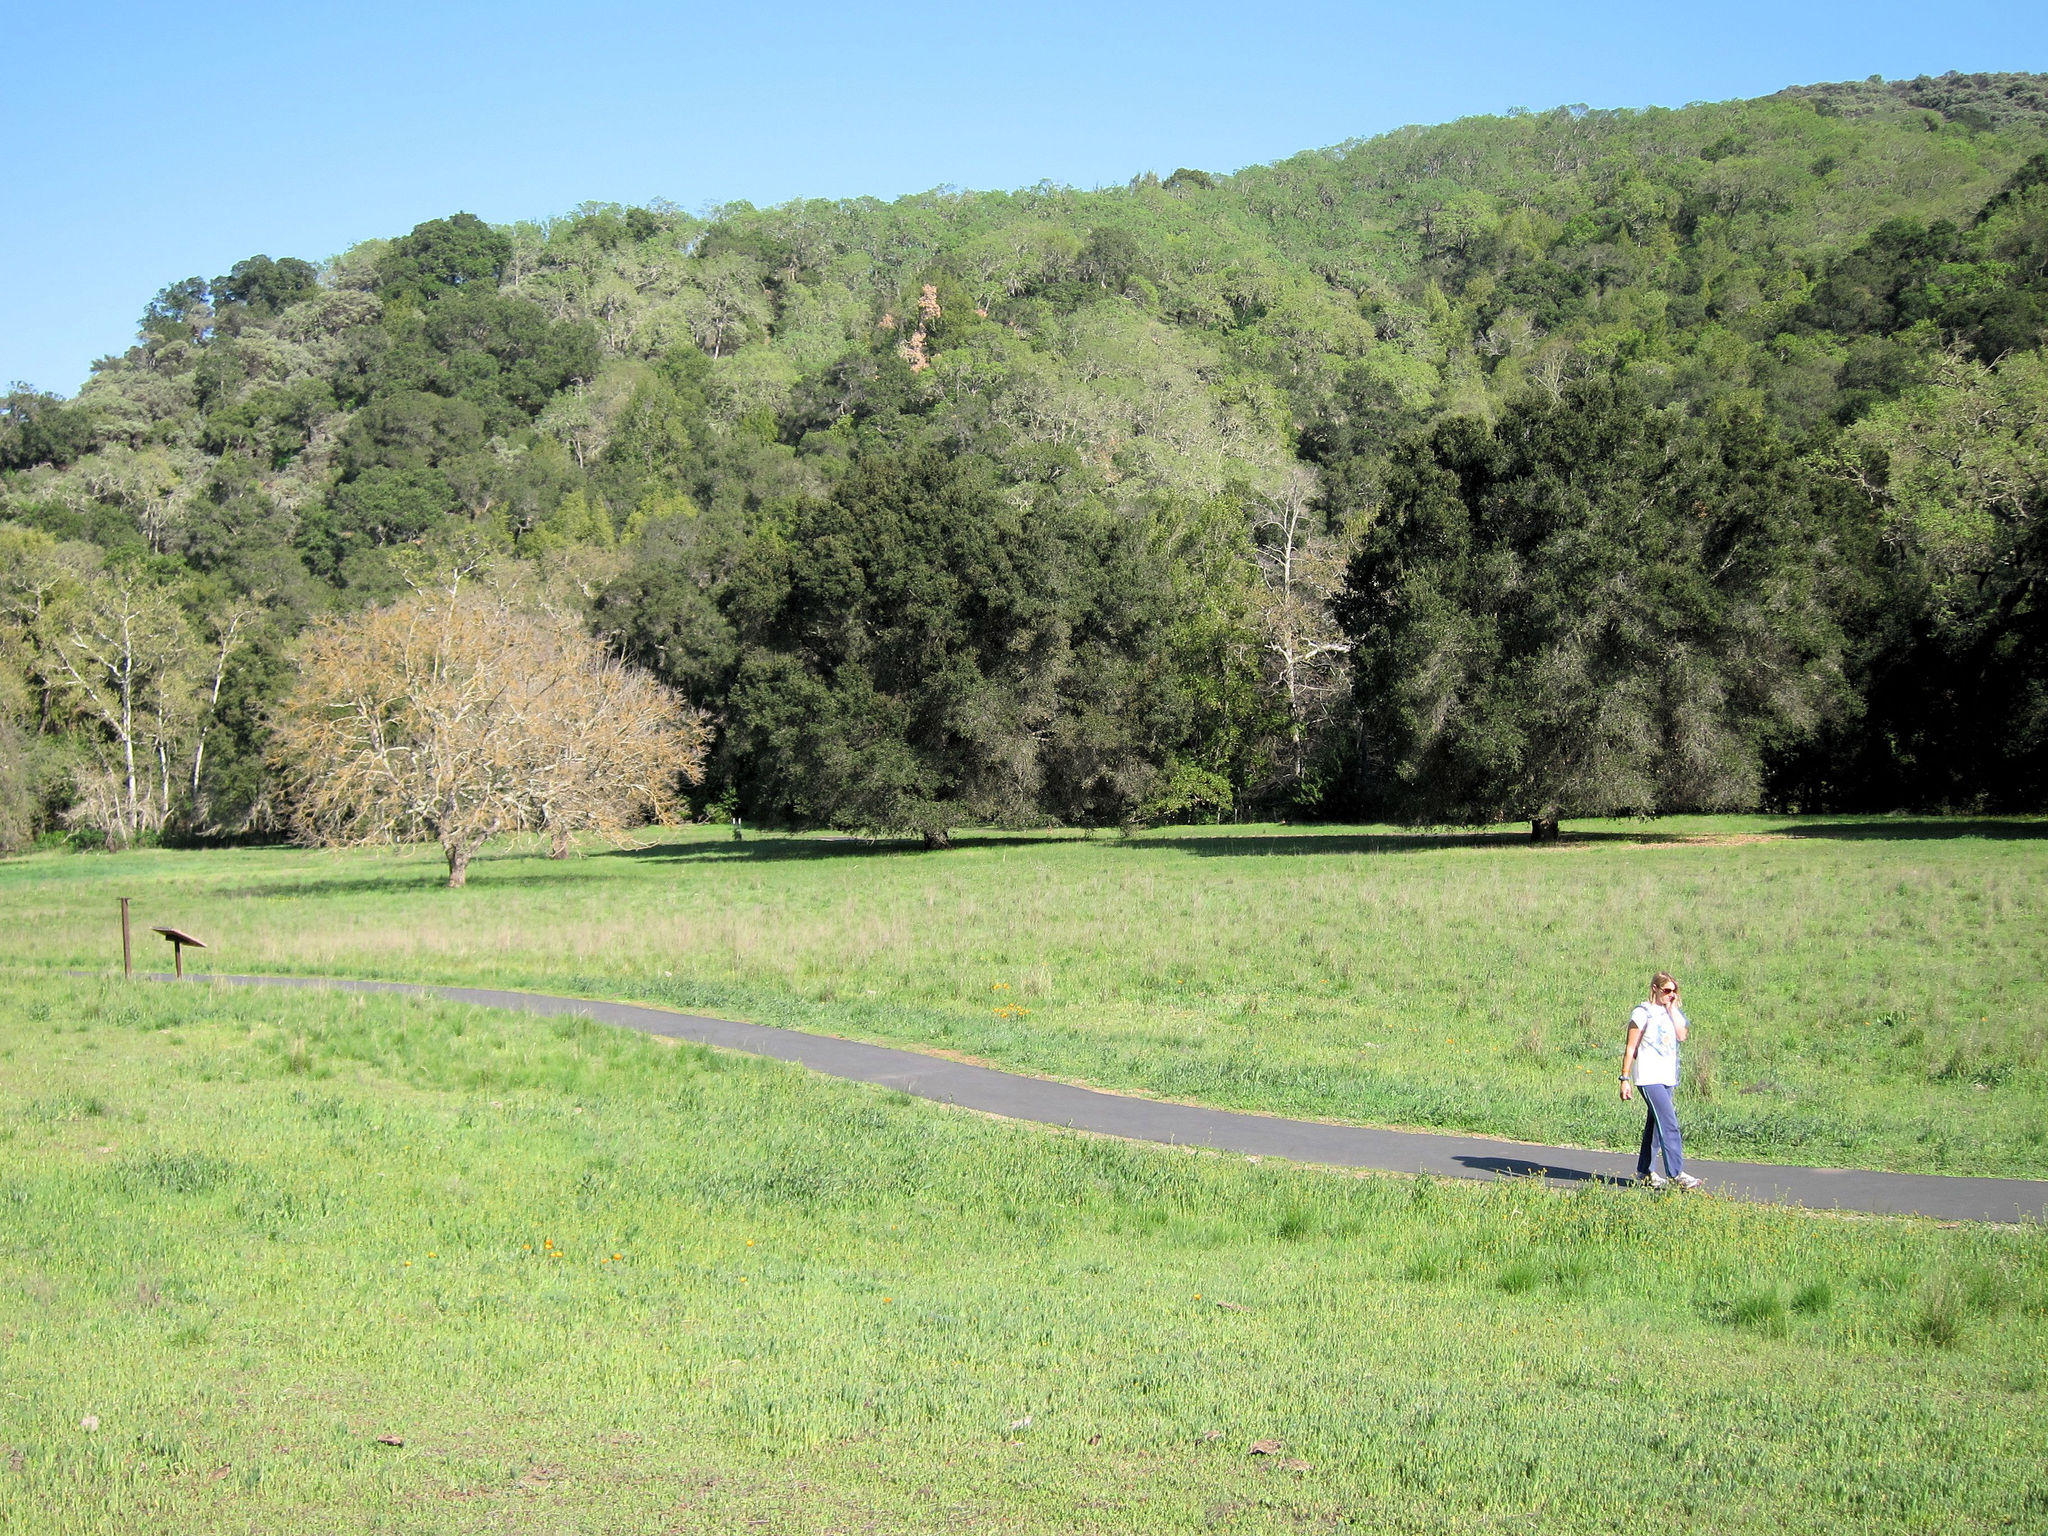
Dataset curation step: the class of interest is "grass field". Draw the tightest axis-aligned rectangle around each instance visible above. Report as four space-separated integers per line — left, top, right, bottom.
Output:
3 974 2044 1534
4 816 2044 1176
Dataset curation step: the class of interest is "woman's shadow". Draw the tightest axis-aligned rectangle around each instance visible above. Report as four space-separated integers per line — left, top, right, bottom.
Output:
1453 1154 1637 1188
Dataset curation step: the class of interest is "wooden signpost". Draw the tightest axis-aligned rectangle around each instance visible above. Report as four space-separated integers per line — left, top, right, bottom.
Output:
151 926 207 978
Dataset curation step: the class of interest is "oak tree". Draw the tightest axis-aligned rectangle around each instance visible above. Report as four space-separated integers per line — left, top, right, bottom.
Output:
271 581 706 885
1336 382 1850 837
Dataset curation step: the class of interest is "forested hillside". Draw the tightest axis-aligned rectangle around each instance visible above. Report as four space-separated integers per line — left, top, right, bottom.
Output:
3 70 2045 848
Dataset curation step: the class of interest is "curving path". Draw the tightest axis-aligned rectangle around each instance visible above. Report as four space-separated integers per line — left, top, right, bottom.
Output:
162 971 2045 1224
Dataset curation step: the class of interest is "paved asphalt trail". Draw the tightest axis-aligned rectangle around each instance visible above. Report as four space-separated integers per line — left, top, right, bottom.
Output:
164 971 2045 1224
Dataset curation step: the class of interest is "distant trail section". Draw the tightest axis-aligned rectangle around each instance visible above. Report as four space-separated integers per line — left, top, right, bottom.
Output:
161 971 2046 1224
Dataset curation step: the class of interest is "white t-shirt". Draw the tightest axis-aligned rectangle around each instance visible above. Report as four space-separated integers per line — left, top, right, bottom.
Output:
1629 1002 1686 1087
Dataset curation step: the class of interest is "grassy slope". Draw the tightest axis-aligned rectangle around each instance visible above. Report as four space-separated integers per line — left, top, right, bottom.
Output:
2 976 2042 1534
5 817 2043 1177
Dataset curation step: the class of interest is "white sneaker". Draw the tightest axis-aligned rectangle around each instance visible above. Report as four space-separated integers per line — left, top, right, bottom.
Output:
1674 1173 1702 1190
1641 1172 1670 1189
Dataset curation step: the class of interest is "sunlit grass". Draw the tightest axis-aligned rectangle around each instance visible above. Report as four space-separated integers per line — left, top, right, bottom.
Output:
5 816 2043 1175
2 976 2043 1533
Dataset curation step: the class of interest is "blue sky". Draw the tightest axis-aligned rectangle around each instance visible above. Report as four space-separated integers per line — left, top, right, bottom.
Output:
5 0 2044 395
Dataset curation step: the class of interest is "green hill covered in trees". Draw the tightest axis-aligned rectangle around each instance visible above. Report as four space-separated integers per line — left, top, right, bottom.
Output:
3 70 2045 847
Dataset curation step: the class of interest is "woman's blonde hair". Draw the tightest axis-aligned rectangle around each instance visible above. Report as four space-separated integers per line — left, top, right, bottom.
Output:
1650 971 1677 997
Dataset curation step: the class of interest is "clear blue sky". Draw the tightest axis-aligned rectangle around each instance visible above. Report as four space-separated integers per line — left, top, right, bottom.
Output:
5 0 2044 396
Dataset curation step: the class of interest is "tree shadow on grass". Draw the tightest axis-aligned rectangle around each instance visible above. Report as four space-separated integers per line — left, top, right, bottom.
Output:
195 836 982 893
203 857 671 901
1768 818 2046 843
612 827 1567 864
606 831 1093 865
1079 817 2048 859
1119 829 1545 858
196 815 2048 892
212 831 1485 879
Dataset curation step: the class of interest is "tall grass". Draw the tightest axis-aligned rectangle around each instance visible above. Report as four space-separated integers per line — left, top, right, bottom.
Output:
1 976 2043 1532
1 815 2043 1174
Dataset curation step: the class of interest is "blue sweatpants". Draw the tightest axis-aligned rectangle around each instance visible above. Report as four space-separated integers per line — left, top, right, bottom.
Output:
1636 1082 1684 1178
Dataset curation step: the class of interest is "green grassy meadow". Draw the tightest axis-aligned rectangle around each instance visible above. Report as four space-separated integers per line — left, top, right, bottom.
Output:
3 975 2044 1533
4 817 2044 1176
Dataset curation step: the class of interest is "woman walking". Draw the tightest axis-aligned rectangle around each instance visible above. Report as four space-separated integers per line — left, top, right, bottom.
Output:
1621 972 1701 1189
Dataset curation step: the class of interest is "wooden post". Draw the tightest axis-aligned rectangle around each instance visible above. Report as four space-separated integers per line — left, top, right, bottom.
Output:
172 940 183 979
120 897 131 979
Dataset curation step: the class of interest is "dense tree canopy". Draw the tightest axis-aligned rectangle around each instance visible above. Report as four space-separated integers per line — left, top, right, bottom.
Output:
1822 349 2048 809
720 450 1176 844
1335 383 1853 834
2 71 2046 850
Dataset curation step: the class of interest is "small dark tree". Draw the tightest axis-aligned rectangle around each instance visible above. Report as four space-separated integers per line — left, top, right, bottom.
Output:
1075 227 1146 291
212 255 319 315
376 213 512 302
140 277 211 343
1335 381 1851 838
0 389 96 471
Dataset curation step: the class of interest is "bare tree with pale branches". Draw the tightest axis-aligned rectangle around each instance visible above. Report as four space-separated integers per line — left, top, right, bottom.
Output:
44 570 196 844
271 581 707 887
523 619 709 858
1251 467 1355 786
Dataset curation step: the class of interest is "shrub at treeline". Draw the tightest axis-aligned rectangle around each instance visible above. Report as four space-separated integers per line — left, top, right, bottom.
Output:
2 72 2045 851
